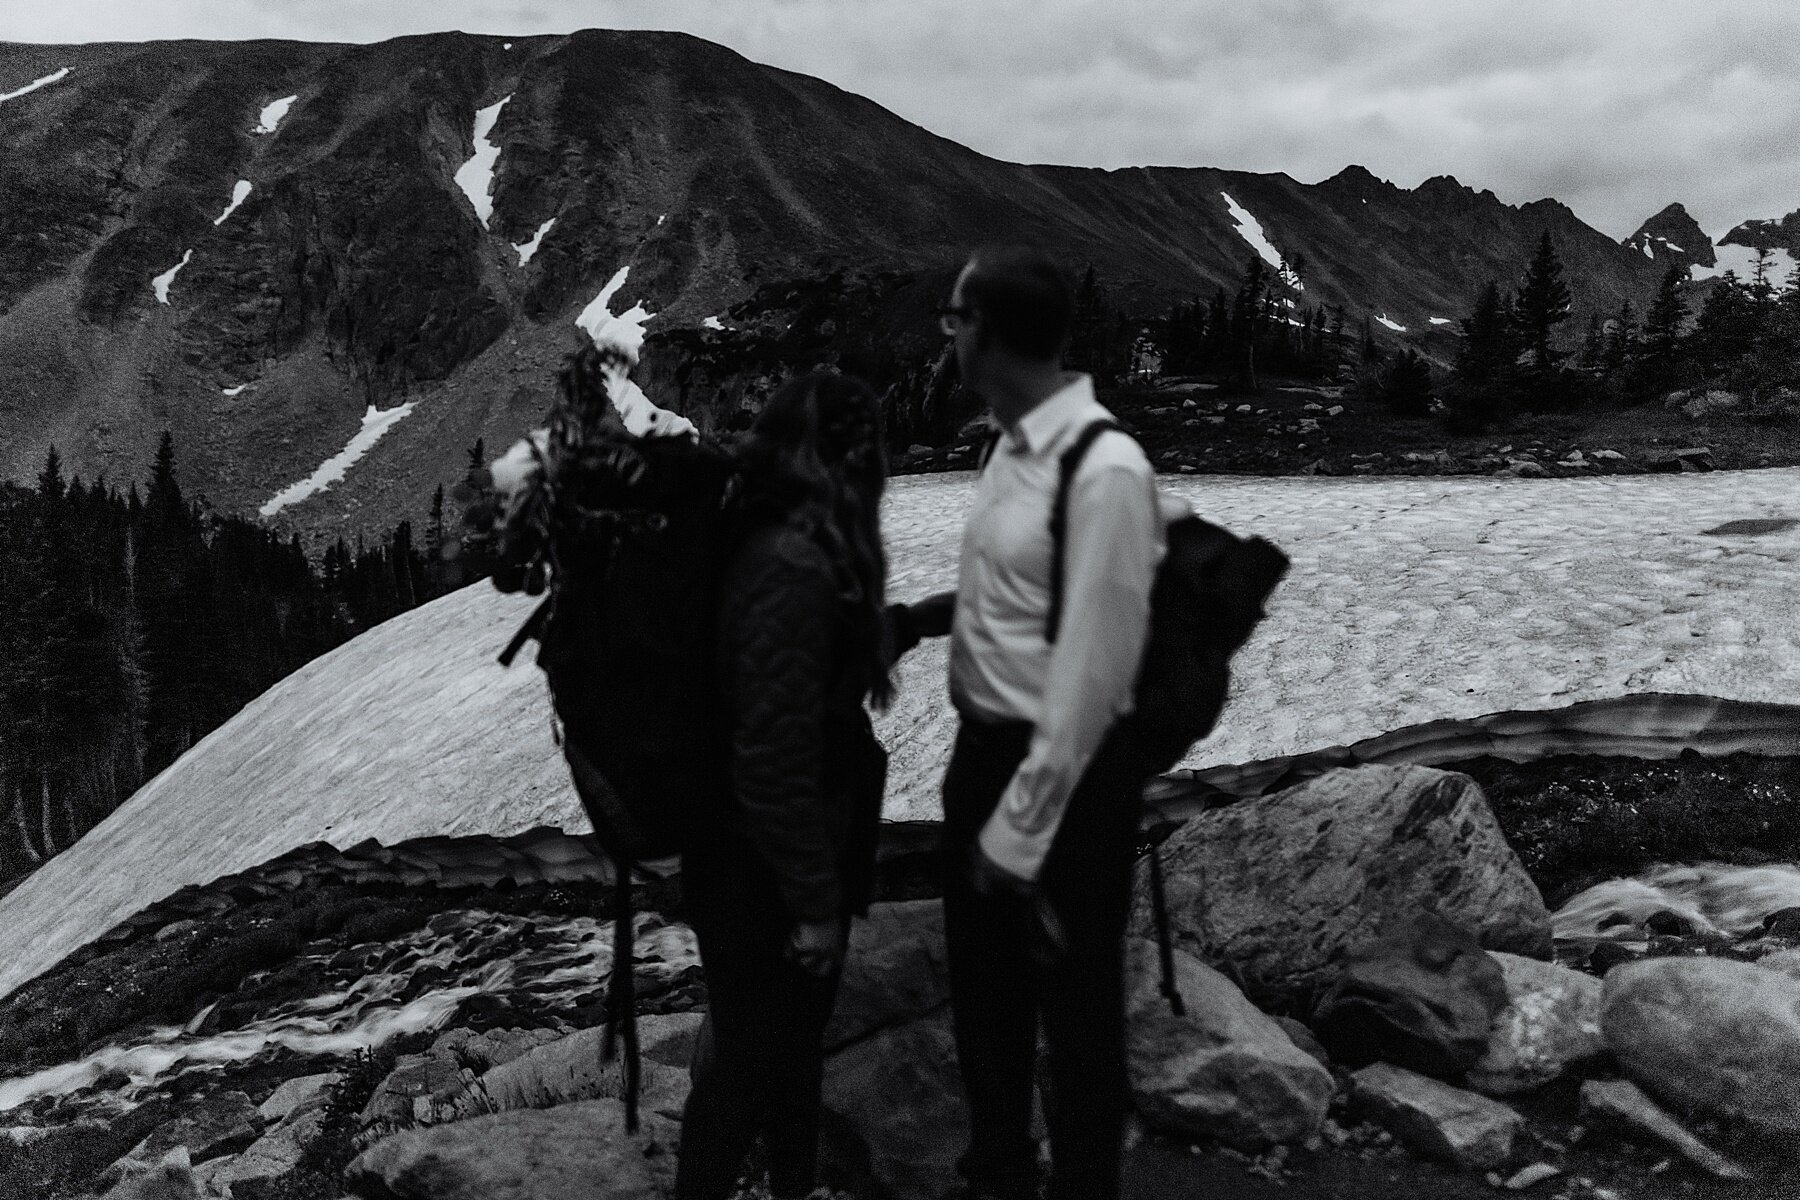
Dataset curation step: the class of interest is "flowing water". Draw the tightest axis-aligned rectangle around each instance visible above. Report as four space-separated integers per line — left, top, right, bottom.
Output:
0 908 698 1117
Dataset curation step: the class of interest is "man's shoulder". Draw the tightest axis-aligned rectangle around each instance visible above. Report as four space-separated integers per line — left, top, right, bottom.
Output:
1069 406 1152 478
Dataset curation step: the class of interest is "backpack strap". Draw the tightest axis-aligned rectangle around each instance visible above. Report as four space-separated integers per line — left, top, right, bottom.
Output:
975 425 1003 474
1046 419 1127 644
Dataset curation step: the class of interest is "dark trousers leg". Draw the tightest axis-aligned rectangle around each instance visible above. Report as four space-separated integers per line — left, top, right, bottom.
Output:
941 721 1144 1200
942 723 1041 1189
676 840 843 1200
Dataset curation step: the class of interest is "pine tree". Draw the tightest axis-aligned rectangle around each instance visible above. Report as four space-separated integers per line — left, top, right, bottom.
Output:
1514 232 1572 375
1379 350 1435 417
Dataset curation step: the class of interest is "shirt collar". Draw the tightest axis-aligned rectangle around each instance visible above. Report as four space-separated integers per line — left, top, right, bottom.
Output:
1005 373 1096 457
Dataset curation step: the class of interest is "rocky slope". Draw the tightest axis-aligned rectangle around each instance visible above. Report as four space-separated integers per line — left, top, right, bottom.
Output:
1622 202 1715 270
0 31 1688 543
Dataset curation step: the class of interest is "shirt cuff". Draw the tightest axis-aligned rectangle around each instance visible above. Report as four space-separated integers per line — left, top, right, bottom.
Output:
977 810 1050 883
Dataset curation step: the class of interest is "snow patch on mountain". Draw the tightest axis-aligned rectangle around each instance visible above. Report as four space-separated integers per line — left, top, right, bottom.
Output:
221 384 249 397
1691 243 1798 291
703 316 727 331
1429 317 1453 326
0 67 70 106
575 266 694 437
1221 192 1304 290
454 96 511 229
512 217 554 265
151 251 193 304
212 180 252 226
1375 313 1406 333
253 95 297 135
259 403 418 518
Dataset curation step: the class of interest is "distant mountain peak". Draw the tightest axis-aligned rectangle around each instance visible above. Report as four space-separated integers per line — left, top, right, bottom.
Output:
1721 208 1800 253
1624 203 1714 268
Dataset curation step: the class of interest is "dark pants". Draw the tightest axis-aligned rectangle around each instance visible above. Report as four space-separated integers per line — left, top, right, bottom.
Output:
676 835 844 1200
941 719 1146 1200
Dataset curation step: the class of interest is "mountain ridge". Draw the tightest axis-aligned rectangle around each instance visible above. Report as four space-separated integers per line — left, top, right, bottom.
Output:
0 30 1777 542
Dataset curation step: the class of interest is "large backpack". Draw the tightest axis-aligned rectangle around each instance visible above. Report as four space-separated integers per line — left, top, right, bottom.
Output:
492 345 739 1130
1046 419 1290 774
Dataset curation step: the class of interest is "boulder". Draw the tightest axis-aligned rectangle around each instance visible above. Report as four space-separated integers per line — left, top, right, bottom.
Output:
258 1071 341 1124
823 1007 966 1200
1125 939 1333 1149
345 1099 678 1200
1602 957 1800 1140
826 900 950 1050
196 1108 326 1189
468 1012 703 1122
1467 952 1605 1095
105 1147 223 1200
1312 911 1509 1077
1132 765 1550 1006
1349 1062 1522 1171
1579 1079 1751 1180
113 1090 262 1176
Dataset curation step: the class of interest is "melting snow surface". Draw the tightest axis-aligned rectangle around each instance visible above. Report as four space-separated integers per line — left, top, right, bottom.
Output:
253 94 297 135
1220 192 1303 290
454 95 511 228
259 403 417 518
1642 242 1655 259
0 66 70 105
703 316 726 331
1375 313 1406 333
1429 316 1453 326
222 384 249 397
212 180 252 226
512 217 554 265
151 250 193 304
574 266 695 437
1691 243 1799 291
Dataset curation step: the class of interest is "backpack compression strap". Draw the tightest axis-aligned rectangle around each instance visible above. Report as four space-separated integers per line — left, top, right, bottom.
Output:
1045 419 1127 644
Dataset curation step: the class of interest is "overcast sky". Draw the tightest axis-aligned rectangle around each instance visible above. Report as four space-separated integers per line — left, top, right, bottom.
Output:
6 1 1796 241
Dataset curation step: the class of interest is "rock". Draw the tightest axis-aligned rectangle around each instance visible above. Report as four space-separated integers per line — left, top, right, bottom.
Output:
345 1099 678 1200
1579 1079 1752 1180
106 1147 221 1200
1755 948 1800 980
1644 909 1694 936
826 899 949 1050
1505 461 1547 478
1125 939 1333 1149
117 1090 262 1171
1763 906 1800 938
1132 765 1551 1006
1467 952 1606 1095
1349 1062 1522 1171
1326 405 1344 416
1504 1163 1561 1189
0 1125 49 1145
258 1071 341 1124
823 1007 965 1200
1274 1016 1331 1067
1313 911 1509 1077
1680 391 1741 420
472 1012 704 1121
1602 956 1800 1139
197 1108 326 1189
1649 446 1714 473
1591 449 1626 461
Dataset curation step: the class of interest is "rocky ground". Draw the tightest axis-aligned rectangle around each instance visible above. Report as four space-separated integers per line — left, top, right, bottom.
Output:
3 749 1799 1200
892 379 1800 480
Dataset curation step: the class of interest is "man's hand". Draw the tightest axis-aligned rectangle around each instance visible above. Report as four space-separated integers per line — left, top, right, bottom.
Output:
963 844 1069 965
786 919 845 979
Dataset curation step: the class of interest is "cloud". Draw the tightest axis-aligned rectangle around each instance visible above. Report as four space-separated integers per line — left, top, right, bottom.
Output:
6 0 1796 238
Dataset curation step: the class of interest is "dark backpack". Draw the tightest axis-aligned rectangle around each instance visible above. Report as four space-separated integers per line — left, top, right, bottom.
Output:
1047 419 1290 775
492 347 739 1131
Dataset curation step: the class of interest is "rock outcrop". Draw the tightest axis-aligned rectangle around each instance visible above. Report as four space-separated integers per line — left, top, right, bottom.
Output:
1135 764 1552 1005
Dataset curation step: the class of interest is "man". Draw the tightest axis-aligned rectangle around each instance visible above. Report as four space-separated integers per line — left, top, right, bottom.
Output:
937 246 1163 1200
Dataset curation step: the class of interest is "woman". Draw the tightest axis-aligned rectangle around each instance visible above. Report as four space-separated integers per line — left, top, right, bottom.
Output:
677 372 894 1200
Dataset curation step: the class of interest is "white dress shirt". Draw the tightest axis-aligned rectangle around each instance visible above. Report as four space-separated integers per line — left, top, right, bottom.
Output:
949 373 1163 881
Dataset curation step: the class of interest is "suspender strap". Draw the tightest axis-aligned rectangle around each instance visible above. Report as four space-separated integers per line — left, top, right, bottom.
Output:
975 426 1002 474
1046 419 1126 644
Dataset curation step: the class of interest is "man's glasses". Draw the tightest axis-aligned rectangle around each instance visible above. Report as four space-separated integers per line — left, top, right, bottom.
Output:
936 305 975 336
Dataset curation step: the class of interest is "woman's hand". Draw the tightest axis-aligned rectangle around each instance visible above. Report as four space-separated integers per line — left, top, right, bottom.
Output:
786 919 845 979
